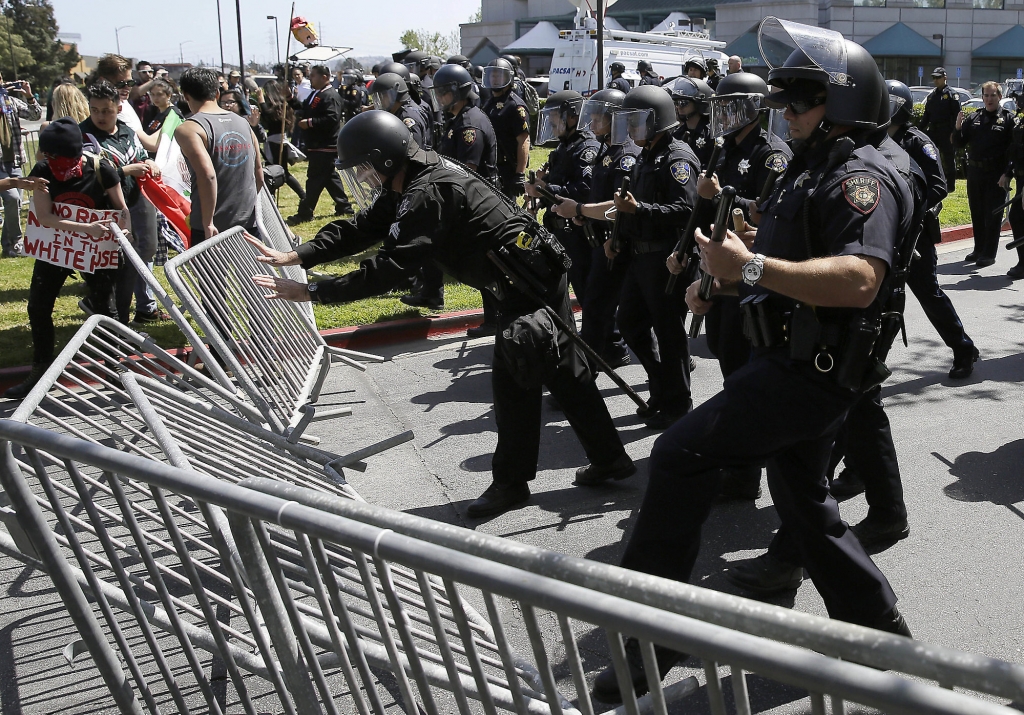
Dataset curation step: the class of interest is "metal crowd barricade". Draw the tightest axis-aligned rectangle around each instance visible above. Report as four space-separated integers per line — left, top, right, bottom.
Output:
2 421 1021 715
112 224 234 388
164 226 381 441
254 187 316 325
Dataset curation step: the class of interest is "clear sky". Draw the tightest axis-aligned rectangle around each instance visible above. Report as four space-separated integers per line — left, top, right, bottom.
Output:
51 0 480 66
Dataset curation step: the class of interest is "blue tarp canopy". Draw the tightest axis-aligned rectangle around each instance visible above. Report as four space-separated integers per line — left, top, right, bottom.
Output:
862 23 940 57
973 25 1024 58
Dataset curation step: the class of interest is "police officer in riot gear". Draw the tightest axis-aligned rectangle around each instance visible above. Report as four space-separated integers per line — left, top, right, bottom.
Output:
1005 87 1024 279
705 57 722 90
590 20 911 703
340 69 370 121
920 67 960 191
482 58 531 197
247 110 634 517
526 90 600 310
667 76 714 168
573 85 699 430
637 60 660 86
550 88 638 368
369 72 430 148
607 61 631 94
953 80 1013 267
683 55 707 80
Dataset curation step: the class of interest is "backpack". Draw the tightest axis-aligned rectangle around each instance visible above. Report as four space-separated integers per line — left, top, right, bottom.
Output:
496 308 561 389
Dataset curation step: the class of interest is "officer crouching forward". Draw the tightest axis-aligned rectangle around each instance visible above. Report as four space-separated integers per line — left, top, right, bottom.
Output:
247 111 635 518
588 19 912 705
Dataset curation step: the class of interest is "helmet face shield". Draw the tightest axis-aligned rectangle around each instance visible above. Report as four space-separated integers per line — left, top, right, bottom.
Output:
758 17 848 86
888 93 906 119
579 100 617 136
338 161 384 211
611 108 653 145
482 66 512 89
536 105 568 145
341 74 357 87
429 84 458 112
767 107 790 142
710 95 763 137
371 87 400 111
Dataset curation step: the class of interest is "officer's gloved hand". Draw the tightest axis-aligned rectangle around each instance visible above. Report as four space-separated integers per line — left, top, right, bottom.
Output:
510 174 526 197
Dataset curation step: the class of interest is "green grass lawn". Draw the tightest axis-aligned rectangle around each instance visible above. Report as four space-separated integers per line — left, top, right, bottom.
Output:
0 147 976 370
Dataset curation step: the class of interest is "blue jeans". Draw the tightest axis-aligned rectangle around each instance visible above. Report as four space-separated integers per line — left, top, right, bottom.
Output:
0 162 23 254
116 197 158 318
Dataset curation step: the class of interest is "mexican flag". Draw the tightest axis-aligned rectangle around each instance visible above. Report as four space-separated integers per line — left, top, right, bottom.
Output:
154 110 190 202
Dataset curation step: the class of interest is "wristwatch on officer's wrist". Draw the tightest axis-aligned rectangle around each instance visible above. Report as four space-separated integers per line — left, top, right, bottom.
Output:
575 202 584 218
742 253 765 285
307 282 319 302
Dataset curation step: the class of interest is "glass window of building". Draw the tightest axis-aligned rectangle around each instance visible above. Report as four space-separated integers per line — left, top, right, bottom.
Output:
973 0 1003 7
853 0 886 6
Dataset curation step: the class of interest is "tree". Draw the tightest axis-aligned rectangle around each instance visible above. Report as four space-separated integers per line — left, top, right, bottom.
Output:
468 6 482 23
399 28 461 57
2 0 79 89
342 57 363 71
0 23 32 81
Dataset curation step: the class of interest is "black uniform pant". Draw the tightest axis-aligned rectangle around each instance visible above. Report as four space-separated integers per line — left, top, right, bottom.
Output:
906 238 972 351
491 277 626 485
1008 175 1024 265
297 150 351 218
622 351 898 626
580 243 628 361
28 260 117 366
966 167 1006 259
617 248 692 410
704 296 751 378
927 130 956 193
554 224 592 307
267 141 307 201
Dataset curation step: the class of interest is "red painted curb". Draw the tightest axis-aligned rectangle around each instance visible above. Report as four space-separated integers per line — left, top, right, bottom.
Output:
939 221 1006 244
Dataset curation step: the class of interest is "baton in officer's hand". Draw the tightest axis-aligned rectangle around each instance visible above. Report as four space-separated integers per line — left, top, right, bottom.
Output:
607 176 629 269
666 140 724 295
689 187 736 339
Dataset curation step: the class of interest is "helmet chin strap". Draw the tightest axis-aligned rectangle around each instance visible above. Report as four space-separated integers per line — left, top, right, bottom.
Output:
792 116 833 155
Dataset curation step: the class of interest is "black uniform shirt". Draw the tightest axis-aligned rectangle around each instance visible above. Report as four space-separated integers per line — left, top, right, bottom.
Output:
397 99 430 149
639 72 661 86
749 136 913 322
483 90 530 174
712 127 791 219
893 124 947 210
608 77 631 94
343 85 369 119
952 107 1014 169
921 86 960 132
294 151 529 304
297 87 344 150
619 135 699 244
544 130 600 201
439 104 498 178
588 139 640 240
675 116 714 170
1003 111 1024 178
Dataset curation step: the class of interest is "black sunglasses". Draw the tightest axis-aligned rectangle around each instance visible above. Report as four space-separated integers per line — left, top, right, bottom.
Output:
115 80 137 89
787 96 827 115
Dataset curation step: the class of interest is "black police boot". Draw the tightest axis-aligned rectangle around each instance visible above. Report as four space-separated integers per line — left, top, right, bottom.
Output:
718 466 762 500
724 552 805 595
868 605 913 639
3 363 49 400
964 251 978 262
948 345 980 379
1007 263 1024 280
974 256 996 268
400 293 445 311
575 453 637 486
466 322 497 338
286 212 314 226
641 399 692 430
591 638 686 704
850 514 909 546
830 466 865 498
335 203 354 216
466 481 530 518
599 349 631 371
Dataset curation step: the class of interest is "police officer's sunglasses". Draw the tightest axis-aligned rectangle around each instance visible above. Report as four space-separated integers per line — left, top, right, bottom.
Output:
786 96 826 115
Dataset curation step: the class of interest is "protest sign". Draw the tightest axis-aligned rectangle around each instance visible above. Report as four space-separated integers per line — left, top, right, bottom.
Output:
24 199 127 273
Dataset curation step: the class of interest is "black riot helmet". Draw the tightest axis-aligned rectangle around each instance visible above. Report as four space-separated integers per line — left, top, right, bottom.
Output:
886 79 914 126
683 56 708 78
341 68 362 87
708 72 769 137
402 50 430 74
429 63 474 111
446 54 471 69
759 17 885 130
667 76 712 117
609 61 625 75
370 72 409 112
371 63 382 76
336 110 412 177
536 90 584 145
378 61 411 81
483 57 515 90
637 59 653 74
612 84 678 145
501 54 520 71
579 87 626 138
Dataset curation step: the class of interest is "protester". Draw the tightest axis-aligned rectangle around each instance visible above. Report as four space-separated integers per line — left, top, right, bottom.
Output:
137 80 183 154
46 83 90 126
129 60 156 120
0 72 41 258
88 54 145 134
258 80 306 201
174 67 262 243
4 119 127 399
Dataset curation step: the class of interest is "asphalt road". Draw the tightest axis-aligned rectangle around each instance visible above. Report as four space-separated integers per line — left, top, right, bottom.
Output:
1 234 1022 713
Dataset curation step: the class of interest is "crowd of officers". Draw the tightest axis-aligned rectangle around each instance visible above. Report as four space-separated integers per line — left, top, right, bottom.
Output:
248 19 1024 706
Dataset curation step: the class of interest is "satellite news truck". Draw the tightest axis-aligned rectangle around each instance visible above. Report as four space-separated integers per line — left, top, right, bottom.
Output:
547 0 727 95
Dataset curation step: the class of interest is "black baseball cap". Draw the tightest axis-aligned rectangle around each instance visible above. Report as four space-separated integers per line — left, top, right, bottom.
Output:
931 67 947 78
39 117 84 158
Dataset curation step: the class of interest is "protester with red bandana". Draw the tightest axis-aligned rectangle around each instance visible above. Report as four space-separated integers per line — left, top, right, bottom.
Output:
4 118 129 400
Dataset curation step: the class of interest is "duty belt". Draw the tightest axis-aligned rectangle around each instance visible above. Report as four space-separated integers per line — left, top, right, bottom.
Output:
968 158 1006 171
631 239 674 255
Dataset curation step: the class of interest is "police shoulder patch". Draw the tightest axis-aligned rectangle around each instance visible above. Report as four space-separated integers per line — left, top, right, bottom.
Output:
580 147 598 163
517 105 528 119
842 176 880 214
602 155 613 167
921 142 938 161
403 117 416 129
765 153 788 173
397 196 413 217
463 128 477 144
620 155 636 171
670 160 691 185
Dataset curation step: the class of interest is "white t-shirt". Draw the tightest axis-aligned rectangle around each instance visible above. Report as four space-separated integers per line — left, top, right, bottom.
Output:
118 100 143 133
294 78 313 103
